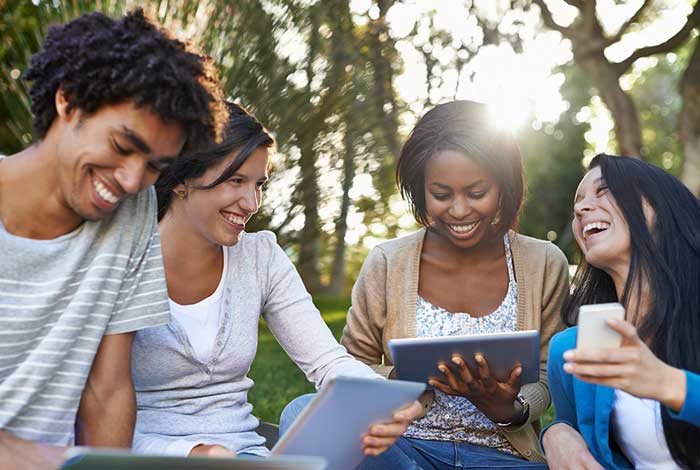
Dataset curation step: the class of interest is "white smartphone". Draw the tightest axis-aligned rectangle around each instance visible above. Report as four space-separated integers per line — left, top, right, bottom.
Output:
576 302 625 349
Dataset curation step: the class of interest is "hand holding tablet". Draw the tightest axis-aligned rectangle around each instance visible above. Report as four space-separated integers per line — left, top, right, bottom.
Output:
389 331 540 425
388 330 540 385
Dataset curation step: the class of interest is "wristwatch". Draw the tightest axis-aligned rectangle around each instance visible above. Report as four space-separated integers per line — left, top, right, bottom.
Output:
496 393 530 427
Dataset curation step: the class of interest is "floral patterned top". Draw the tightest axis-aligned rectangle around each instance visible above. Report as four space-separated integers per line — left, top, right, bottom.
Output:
403 234 520 455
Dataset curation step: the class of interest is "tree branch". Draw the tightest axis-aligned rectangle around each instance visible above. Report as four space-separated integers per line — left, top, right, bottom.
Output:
605 0 652 46
561 0 584 10
581 0 602 38
532 0 575 38
614 1 700 75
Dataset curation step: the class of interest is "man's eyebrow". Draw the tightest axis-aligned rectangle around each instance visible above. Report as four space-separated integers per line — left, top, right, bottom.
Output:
120 126 151 154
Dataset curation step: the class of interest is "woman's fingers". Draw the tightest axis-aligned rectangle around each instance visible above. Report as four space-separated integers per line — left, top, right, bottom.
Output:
450 355 475 386
428 377 457 395
506 365 522 389
607 319 642 347
564 362 634 378
564 347 640 364
438 362 462 392
474 354 495 387
393 400 423 422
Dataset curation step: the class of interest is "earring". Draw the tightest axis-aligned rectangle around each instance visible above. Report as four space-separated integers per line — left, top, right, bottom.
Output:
491 212 501 225
175 190 187 200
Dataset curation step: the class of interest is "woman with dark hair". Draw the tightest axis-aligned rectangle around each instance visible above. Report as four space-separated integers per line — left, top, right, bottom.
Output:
129 102 422 458
542 154 700 470
336 100 570 469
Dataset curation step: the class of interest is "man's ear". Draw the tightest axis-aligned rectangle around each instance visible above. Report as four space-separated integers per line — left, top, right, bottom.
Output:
54 87 75 121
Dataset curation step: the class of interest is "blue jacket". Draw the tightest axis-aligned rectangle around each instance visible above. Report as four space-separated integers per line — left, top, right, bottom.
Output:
544 327 700 469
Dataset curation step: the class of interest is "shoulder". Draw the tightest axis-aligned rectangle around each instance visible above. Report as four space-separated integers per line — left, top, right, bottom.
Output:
237 229 278 249
107 187 157 234
116 187 156 220
372 228 424 257
549 327 577 363
96 188 157 249
512 232 568 269
231 230 287 263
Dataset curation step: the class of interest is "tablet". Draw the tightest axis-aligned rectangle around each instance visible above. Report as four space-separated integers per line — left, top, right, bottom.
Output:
389 330 540 385
60 448 327 470
271 376 425 470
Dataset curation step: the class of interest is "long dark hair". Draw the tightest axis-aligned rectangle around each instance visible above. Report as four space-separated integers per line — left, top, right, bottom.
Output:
562 153 700 468
155 101 274 220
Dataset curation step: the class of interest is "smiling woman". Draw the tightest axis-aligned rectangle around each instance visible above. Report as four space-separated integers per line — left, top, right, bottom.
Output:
341 100 570 470
543 154 700 470
129 102 422 459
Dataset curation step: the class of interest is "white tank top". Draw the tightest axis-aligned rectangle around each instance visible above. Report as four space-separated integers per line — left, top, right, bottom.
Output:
611 389 679 469
169 246 227 363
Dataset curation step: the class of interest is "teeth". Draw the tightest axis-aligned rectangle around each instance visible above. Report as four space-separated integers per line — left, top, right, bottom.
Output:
224 213 245 225
583 222 610 239
449 221 478 233
93 179 118 204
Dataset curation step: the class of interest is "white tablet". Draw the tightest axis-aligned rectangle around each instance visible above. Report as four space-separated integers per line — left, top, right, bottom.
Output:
389 330 540 385
60 448 326 470
271 376 425 470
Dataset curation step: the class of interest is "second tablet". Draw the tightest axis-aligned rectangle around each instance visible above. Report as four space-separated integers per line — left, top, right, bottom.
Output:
388 330 540 385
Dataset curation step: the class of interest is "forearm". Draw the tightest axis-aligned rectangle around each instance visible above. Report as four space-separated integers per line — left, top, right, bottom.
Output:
76 381 136 446
0 431 65 470
542 423 602 470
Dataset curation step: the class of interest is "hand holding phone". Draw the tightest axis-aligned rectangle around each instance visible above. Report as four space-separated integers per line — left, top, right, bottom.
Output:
576 302 625 350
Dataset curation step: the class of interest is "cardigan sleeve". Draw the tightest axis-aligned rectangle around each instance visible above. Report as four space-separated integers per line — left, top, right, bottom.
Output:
667 370 700 426
505 242 569 433
340 247 393 378
261 234 379 388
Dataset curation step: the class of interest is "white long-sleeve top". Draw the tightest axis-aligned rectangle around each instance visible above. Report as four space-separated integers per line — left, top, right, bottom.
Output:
131 231 378 456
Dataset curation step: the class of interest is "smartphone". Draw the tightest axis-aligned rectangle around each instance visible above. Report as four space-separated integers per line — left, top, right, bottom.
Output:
576 302 625 349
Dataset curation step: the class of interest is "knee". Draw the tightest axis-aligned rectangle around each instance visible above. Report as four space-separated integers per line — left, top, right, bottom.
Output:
279 393 316 436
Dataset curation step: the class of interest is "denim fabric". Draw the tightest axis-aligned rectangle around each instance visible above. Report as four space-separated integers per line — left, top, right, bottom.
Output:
280 394 548 469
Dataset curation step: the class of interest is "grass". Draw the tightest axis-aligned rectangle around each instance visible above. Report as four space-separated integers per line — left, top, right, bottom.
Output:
247 296 555 427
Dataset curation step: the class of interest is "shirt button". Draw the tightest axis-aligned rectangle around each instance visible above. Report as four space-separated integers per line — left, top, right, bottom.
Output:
217 341 222 346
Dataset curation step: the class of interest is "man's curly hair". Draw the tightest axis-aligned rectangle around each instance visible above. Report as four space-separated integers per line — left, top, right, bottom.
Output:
24 9 226 152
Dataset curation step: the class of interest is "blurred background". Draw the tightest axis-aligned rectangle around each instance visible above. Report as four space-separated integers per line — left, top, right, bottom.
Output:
2 0 699 420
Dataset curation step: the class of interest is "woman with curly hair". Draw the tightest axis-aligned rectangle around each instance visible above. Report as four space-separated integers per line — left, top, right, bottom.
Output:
0 9 224 469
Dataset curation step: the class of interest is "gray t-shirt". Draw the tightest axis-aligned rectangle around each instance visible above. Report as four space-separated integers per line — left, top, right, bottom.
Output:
0 186 170 445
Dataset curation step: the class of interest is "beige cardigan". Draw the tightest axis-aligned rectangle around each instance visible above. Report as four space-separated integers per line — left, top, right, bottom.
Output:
340 229 569 462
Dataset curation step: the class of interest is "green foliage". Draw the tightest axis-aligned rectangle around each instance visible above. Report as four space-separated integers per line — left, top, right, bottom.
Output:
519 65 590 261
0 0 125 152
632 48 693 175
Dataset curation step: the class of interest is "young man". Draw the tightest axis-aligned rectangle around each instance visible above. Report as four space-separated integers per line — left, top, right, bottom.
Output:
0 9 224 469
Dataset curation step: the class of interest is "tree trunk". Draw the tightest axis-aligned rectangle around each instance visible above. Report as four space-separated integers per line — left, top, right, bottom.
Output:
297 140 322 293
295 8 323 293
577 52 643 158
326 122 356 296
681 39 700 195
